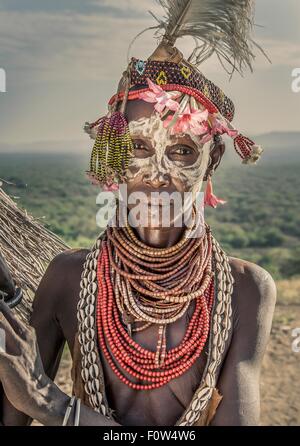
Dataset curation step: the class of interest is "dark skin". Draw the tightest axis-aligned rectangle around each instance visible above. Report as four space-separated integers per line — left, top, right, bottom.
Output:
0 101 276 426
0 255 15 298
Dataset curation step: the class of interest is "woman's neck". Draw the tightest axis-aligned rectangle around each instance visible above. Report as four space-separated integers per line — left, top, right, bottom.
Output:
131 225 186 249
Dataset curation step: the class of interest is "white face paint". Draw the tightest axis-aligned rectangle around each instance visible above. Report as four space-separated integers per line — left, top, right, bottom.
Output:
126 113 212 198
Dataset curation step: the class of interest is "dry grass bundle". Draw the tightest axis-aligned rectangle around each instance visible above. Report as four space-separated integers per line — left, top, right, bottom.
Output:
0 181 69 323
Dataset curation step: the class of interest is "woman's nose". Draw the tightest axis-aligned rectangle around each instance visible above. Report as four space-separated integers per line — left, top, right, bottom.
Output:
143 172 170 189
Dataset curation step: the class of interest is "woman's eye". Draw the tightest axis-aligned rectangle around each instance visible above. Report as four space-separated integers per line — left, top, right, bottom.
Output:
167 145 198 165
132 141 152 158
133 143 147 151
172 146 193 156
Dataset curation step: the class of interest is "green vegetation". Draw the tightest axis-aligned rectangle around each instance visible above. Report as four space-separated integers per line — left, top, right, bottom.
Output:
0 152 299 280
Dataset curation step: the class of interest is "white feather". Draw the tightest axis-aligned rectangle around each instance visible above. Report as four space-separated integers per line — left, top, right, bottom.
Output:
151 0 268 75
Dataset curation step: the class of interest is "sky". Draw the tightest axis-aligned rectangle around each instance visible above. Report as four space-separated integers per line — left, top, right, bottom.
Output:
0 0 300 149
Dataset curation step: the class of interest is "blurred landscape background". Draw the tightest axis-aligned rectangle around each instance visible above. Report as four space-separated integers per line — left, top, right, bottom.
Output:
1 131 299 279
0 131 299 426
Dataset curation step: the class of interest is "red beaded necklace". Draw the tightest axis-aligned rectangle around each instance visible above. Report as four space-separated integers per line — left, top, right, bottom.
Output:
95 222 215 390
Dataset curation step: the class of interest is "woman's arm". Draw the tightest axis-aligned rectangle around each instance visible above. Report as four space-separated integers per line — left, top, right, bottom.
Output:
0 252 120 426
0 253 15 298
0 299 119 426
211 261 276 426
0 254 67 425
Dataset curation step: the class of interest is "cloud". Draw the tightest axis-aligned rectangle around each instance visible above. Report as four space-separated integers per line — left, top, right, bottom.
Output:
257 38 300 69
0 2 162 84
0 0 299 146
255 0 300 42
0 0 143 16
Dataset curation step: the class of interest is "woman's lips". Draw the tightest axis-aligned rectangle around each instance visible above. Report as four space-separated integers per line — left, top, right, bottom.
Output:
139 197 175 207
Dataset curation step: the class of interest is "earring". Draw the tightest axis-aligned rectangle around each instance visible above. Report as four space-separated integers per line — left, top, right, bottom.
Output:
204 174 226 209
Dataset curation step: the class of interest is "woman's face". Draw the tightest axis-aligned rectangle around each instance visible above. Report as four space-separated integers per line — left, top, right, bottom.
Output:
123 100 211 228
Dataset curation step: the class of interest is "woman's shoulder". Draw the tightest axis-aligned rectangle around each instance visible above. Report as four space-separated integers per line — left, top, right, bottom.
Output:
228 256 277 321
33 248 91 308
46 248 91 278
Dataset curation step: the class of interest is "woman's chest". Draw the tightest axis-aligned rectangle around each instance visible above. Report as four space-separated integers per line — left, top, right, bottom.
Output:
99 314 209 426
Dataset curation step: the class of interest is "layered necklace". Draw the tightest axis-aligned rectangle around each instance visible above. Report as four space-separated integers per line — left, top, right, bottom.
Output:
77 210 234 425
95 207 215 390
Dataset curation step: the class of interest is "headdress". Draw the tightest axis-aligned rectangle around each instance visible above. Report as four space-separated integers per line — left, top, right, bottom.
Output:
84 0 267 188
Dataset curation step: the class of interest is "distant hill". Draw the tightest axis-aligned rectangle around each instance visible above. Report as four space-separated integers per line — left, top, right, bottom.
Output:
222 131 300 165
254 131 300 163
256 131 300 148
0 139 89 154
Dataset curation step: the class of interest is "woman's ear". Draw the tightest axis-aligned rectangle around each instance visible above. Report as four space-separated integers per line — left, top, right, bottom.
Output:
204 137 226 181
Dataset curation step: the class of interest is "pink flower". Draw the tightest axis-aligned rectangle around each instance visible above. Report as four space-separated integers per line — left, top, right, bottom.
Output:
199 132 213 143
163 104 209 136
139 78 180 114
209 115 238 138
204 177 226 208
103 182 119 192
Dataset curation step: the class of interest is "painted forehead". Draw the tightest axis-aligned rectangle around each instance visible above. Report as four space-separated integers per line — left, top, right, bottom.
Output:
126 100 201 148
128 114 205 151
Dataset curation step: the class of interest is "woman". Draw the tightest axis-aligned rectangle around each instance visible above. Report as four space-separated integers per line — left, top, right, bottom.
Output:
0 0 276 426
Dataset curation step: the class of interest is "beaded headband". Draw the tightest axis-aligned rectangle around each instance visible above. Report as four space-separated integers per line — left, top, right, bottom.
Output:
130 57 235 122
84 1 266 188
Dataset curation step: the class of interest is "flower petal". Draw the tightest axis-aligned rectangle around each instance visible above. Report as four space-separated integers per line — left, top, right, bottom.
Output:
165 99 180 112
147 78 163 95
154 102 166 114
139 91 157 103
